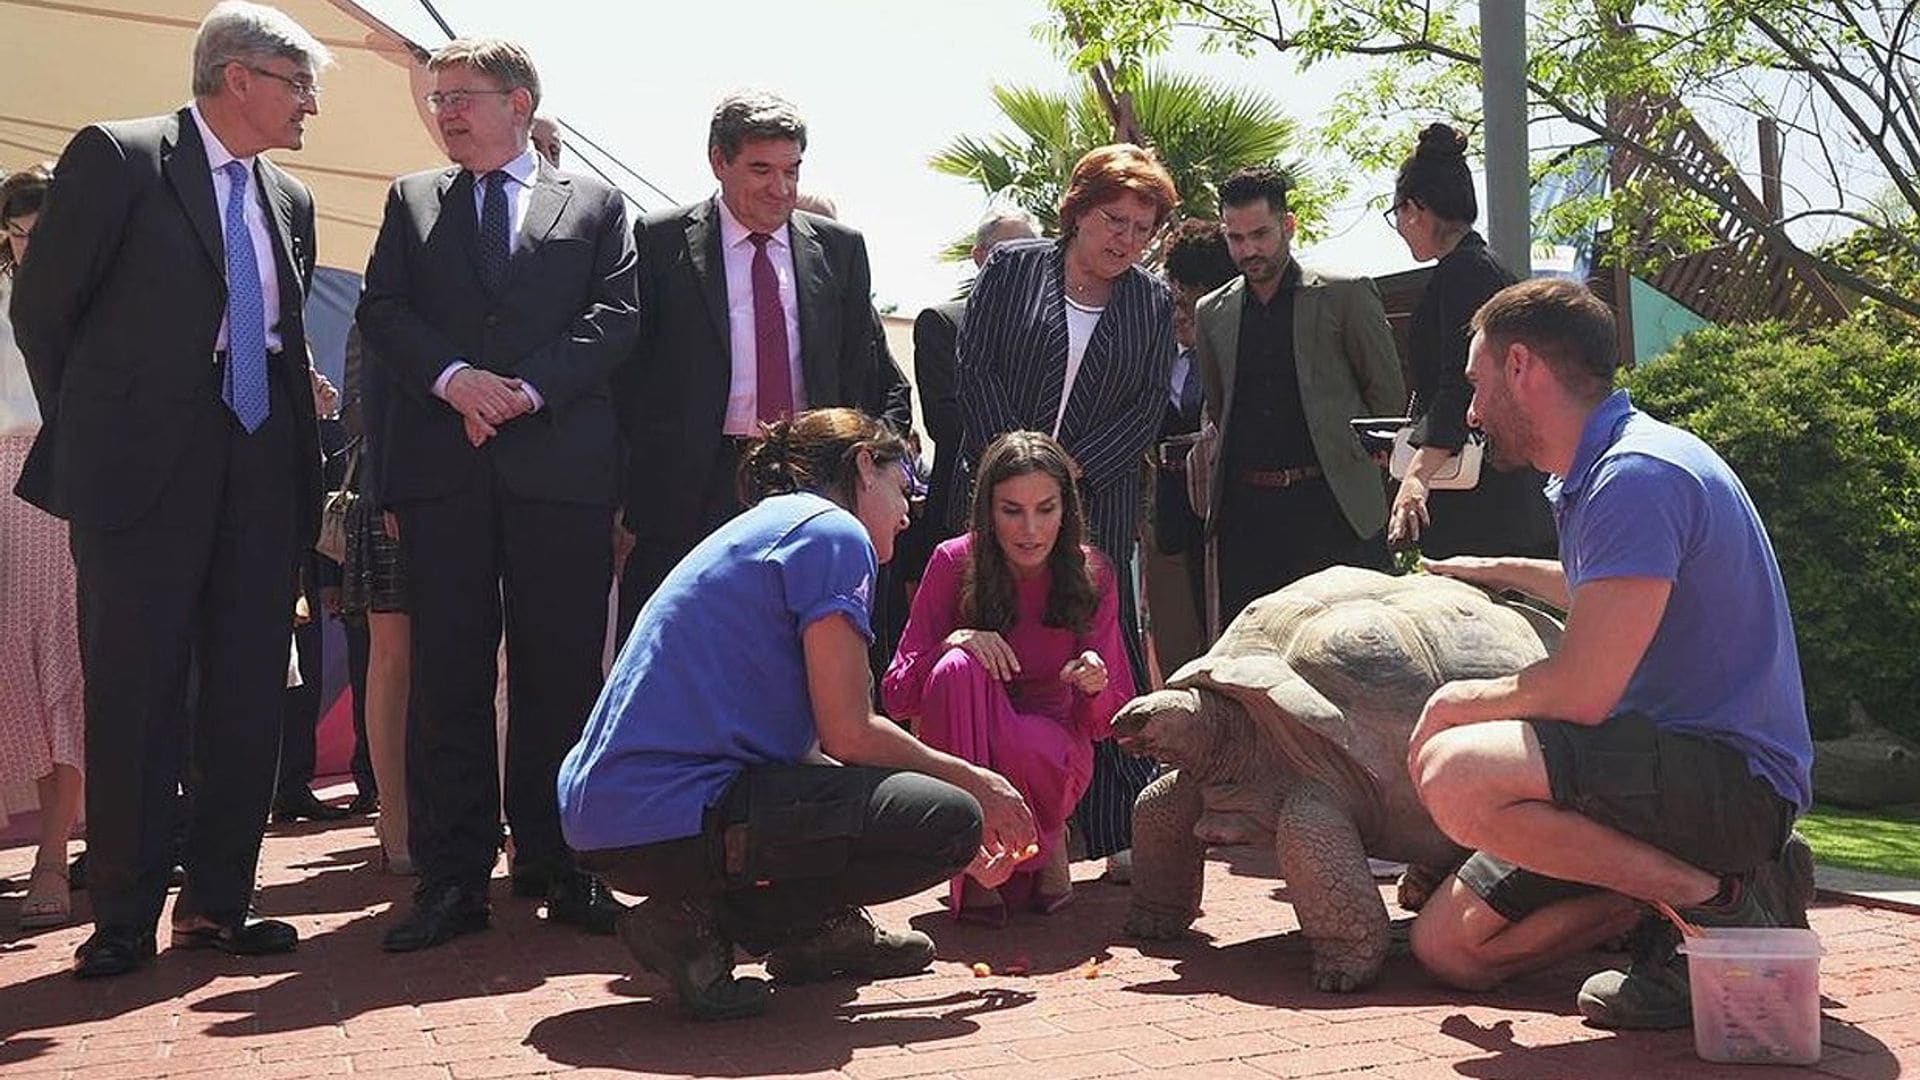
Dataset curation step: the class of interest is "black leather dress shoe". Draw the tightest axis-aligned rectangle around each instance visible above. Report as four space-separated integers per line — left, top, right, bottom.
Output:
546 871 622 935
74 925 157 978
272 789 350 823
344 790 379 816
171 915 298 956
382 883 490 952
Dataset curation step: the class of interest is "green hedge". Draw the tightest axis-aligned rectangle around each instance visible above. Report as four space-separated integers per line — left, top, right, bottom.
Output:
1620 318 1920 741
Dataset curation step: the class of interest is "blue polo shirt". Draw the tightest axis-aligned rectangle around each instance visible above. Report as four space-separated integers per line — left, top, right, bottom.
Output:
557 492 877 851
1549 390 1812 812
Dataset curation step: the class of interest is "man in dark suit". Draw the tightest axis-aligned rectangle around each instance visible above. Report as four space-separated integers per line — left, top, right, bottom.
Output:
357 38 638 952
1195 166 1404 624
9 1 330 978
615 91 911 636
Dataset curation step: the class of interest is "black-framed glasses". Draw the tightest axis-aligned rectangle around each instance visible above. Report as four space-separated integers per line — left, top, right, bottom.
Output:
2 220 30 243
425 89 516 114
246 65 321 103
1382 199 1410 229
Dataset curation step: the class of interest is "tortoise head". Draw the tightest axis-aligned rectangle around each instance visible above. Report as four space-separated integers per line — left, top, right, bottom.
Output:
1112 688 1244 770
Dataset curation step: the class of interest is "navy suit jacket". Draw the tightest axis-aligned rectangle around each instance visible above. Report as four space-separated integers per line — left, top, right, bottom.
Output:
11 107 320 537
357 161 639 507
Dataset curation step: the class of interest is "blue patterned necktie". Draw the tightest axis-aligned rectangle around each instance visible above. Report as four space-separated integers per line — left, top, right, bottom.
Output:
220 160 269 433
478 170 509 293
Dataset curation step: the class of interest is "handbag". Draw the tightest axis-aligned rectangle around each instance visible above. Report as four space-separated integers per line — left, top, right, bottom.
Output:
314 440 362 564
1184 419 1218 520
1388 427 1483 491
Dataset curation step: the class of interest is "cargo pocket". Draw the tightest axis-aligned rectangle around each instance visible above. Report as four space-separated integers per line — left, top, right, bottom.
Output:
734 768 868 884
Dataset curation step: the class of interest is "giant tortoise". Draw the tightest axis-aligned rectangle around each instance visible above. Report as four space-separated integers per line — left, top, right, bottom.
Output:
1115 566 1561 991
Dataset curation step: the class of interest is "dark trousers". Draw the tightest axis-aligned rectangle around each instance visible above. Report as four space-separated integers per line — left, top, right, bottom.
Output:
617 438 748 641
1217 477 1390 623
69 381 299 928
579 765 980 952
278 595 322 798
397 465 612 893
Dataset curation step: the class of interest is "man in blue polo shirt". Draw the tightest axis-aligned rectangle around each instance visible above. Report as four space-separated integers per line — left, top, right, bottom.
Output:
1400 278 1814 1030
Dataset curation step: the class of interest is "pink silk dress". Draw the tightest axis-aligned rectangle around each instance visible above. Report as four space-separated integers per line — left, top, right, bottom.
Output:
882 534 1136 912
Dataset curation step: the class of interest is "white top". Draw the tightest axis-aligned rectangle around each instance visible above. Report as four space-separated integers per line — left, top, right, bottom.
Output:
716 195 805 435
0 276 39 435
189 103 283 352
1056 296 1103 437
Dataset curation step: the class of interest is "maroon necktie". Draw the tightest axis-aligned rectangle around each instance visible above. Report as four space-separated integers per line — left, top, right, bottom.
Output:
748 232 793 422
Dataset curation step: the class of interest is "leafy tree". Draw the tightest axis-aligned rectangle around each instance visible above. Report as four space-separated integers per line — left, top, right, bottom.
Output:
928 68 1326 259
1622 316 1920 740
1045 0 1920 322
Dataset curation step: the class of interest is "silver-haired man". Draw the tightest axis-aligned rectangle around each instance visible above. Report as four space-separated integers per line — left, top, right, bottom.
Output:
12 0 332 977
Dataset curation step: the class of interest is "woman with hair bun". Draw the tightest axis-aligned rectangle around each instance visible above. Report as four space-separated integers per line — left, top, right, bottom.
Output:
883 431 1134 925
1384 123 1556 559
558 407 1036 1022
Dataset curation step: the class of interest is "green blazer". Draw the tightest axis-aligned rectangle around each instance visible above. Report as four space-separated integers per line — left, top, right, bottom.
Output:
1192 264 1405 540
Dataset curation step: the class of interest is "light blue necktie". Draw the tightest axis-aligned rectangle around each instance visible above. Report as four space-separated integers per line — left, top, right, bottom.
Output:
220 160 270 433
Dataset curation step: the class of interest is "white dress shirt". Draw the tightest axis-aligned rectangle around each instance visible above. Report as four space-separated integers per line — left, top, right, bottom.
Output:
189 103 283 353
715 195 805 436
433 146 544 409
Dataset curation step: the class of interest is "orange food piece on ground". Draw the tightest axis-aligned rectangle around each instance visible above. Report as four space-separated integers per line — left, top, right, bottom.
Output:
971 962 992 977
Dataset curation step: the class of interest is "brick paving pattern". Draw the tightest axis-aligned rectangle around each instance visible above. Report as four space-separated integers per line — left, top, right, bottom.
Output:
2 817 1916 1078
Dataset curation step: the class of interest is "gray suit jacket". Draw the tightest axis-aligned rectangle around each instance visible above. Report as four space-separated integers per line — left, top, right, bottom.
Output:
1192 264 1404 539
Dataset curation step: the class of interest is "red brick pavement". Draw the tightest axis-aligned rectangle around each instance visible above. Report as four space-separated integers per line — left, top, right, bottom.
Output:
2 817 1916 1079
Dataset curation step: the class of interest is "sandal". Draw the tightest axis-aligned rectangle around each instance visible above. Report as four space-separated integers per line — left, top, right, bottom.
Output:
20 861 71 930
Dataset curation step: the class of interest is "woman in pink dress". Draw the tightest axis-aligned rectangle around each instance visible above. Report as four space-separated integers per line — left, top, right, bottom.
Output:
883 431 1135 924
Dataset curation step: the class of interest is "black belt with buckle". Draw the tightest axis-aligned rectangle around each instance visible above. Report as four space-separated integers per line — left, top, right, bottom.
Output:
1235 464 1323 489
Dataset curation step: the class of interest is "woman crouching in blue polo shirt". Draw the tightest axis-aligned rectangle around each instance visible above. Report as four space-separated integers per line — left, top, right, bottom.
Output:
559 408 1038 1021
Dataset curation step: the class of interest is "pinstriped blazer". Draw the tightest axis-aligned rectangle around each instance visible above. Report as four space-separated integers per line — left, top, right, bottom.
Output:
956 238 1176 562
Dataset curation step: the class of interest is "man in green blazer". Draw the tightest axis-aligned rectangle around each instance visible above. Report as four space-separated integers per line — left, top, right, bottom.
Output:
1193 166 1405 622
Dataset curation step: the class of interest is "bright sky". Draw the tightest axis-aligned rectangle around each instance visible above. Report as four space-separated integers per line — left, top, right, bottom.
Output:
355 0 1419 313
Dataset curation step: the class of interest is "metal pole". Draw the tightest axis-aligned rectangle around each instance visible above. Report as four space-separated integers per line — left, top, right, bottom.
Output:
1481 0 1531 275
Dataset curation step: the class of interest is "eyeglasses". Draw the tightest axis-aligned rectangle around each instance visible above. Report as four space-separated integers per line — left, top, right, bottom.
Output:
898 458 928 501
1090 205 1161 245
1382 200 1409 229
2 221 30 242
424 89 516 114
246 65 321 103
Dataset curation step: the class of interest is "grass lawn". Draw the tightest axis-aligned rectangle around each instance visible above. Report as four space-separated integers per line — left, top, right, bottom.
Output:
1798 803 1920 880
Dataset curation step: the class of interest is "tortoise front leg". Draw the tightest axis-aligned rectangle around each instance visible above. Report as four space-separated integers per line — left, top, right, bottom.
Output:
1124 769 1206 939
1273 783 1389 991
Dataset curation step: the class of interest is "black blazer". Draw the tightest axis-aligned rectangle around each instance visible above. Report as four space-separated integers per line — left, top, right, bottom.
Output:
357 161 639 507
617 197 909 541
11 108 321 537
956 238 1176 560
913 298 966 533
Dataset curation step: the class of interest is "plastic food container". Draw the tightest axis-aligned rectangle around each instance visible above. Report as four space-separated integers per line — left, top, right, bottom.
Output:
1678 927 1824 1065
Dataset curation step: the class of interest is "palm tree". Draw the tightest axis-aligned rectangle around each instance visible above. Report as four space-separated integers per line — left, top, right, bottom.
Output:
929 69 1321 260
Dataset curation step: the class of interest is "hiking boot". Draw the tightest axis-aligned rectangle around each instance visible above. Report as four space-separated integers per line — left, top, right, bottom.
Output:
617 897 770 1021
1750 831 1816 930
765 907 934 984
1577 913 1692 1030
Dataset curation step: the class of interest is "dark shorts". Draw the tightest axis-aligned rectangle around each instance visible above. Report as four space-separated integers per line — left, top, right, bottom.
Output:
1457 710 1796 923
